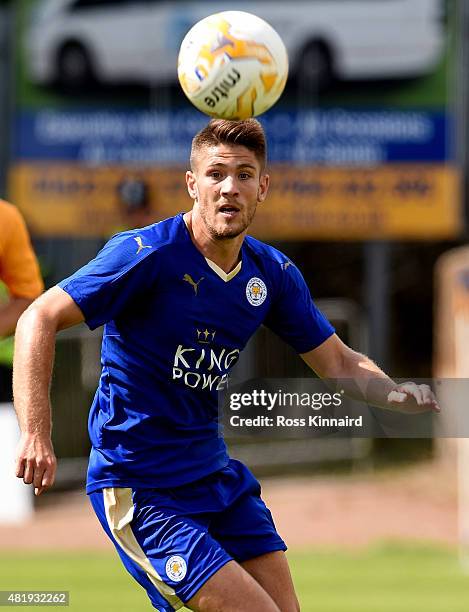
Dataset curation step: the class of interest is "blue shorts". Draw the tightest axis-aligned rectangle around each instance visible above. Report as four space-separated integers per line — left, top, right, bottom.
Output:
89 459 286 611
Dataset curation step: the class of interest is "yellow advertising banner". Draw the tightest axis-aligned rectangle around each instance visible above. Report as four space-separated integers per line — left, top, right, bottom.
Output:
10 162 462 240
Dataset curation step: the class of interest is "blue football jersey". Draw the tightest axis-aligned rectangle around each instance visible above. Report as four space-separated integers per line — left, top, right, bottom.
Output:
58 213 334 493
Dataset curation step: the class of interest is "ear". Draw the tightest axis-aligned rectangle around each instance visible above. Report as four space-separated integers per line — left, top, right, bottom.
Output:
257 173 270 204
186 171 198 201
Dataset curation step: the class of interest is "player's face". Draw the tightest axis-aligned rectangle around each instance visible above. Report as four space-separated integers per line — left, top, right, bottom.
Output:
186 144 269 240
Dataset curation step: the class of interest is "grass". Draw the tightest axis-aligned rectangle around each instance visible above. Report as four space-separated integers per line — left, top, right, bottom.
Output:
0 544 468 611
0 552 149 611
291 543 469 612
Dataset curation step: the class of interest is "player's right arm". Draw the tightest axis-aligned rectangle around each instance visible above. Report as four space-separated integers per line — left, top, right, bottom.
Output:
13 286 85 496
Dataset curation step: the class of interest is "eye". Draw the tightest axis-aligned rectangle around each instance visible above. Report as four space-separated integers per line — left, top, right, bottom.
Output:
208 170 222 179
239 172 252 180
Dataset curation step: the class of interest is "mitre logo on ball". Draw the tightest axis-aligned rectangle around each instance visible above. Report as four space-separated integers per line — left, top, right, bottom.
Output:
177 11 289 119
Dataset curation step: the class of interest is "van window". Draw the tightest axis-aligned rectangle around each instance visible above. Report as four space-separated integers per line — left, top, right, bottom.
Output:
70 0 141 10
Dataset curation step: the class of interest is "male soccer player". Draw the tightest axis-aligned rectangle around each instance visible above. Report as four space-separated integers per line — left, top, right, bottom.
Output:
13 119 438 612
0 199 43 400
0 199 43 337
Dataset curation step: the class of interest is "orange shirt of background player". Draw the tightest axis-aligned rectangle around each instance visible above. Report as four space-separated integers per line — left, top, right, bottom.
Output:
0 200 43 299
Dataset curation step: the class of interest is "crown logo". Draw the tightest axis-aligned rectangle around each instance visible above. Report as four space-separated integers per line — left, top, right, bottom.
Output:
197 329 216 344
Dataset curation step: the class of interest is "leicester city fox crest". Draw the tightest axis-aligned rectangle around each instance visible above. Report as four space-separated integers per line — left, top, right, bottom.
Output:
246 277 267 306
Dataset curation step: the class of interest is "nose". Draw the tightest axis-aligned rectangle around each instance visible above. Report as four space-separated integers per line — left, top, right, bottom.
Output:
220 175 239 197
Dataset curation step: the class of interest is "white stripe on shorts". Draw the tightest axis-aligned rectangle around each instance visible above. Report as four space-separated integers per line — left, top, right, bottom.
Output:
103 487 183 610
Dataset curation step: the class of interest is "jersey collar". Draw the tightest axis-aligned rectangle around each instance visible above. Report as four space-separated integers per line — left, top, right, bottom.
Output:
204 258 242 282
181 213 243 282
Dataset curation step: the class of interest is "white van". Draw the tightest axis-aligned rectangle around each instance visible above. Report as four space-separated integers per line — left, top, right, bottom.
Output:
26 0 445 91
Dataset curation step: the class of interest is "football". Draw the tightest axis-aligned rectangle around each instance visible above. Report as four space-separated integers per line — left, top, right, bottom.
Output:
177 11 288 119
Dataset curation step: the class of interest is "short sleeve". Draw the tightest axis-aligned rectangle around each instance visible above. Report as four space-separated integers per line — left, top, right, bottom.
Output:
0 205 43 299
264 263 334 353
58 231 159 330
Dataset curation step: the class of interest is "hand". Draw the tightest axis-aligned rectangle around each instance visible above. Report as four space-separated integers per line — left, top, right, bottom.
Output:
387 382 440 414
15 433 57 496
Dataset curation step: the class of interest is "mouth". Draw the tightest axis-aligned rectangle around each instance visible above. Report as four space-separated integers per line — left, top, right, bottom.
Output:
218 204 240 218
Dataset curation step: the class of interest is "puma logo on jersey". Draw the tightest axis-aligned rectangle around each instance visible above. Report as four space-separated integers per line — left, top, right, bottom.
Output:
134 236 152 255
183 274 205 295
281 261 293 270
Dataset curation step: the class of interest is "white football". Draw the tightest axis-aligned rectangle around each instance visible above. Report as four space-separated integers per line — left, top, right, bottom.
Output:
177 11 288 119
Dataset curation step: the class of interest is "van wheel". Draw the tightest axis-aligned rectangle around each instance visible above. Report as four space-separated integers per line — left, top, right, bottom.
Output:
296 41 333 94
57 43 95 92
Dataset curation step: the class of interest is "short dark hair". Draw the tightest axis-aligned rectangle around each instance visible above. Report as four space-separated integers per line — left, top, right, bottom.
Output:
190 119 267 171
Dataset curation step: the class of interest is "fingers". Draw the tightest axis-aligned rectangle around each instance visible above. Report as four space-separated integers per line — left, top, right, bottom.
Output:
15 435 57 496
398 382 425 406
403 383 440 412
421 384 441 412
15 456 56 494
37 461 57 496
387 390 407 404
388 383 441 414
33 464 47 490
22 459 35 485
15 456 26 479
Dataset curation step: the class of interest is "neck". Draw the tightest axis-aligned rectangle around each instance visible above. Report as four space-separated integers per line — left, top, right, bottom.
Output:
184 211 244 273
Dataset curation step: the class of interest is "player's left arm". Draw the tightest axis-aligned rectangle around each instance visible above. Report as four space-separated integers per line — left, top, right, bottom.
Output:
300 333 440 414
